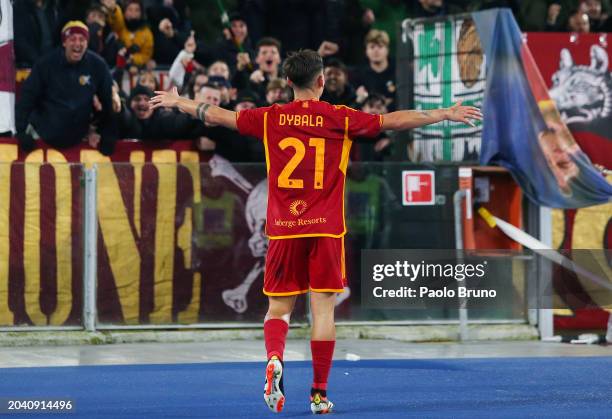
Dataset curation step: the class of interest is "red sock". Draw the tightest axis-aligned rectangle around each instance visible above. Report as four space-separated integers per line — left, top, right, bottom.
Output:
311 340 335 391
264 319 289 361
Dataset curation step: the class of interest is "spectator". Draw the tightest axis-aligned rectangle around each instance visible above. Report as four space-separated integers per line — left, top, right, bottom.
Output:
354 94 393 161
168 30 202 90
234 89 259 111
195 12 255 74
146 0 191 66
520 1 559 31
61 0 94 22
207 76 233 108
137 70 159 91
320 58 356 106
567 8 591 32
195 83 222 107
151 15 186 66
412 0 448 18
465 0 522 22
192 83 226 153
16 21 116 155
13 0 64 67
146 0 191 33
181 69 208 99
211 90 263 162
336 0 375 65
207 60 231 81
353 29 396 110
253 0 333 54
584 0 610 31
264 79 290 105
118 84 202 140
233 37 282 100
101 0 154 69
85 4 119 67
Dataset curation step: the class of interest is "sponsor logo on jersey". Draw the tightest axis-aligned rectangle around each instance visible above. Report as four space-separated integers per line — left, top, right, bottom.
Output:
289 199 307 216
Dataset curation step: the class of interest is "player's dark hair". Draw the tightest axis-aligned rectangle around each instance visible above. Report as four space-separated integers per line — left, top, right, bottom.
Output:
282 50 324 90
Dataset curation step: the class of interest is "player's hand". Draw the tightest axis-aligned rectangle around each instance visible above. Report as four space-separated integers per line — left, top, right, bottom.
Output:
445 100 482 127
150 86 180 110
249 69 265 84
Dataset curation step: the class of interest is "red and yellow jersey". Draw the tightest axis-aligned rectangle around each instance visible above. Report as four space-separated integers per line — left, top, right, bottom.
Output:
236 99 382 239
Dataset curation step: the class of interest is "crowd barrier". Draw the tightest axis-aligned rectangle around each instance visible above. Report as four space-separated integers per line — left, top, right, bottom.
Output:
0 138 545 330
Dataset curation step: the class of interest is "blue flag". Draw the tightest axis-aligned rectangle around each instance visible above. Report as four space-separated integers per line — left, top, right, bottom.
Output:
474 9 612 208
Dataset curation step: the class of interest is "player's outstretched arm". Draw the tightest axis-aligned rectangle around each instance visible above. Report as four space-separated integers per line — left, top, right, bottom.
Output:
381 101 482 131
149 87 238 130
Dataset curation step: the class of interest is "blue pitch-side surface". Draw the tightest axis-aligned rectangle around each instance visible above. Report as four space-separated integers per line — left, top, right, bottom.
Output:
1 357 611 418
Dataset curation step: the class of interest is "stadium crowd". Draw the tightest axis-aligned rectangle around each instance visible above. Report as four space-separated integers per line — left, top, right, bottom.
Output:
12 0 612 161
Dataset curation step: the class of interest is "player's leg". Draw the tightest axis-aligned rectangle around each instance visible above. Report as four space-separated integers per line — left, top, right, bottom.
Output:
308 237 345 414
265 295 296 361
309 291 337 414
263 295 296 413
263 238 309 413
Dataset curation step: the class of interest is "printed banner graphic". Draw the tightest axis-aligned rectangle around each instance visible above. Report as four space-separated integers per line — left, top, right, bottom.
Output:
523 32 612 328
474 9 612 208
405 15 485 162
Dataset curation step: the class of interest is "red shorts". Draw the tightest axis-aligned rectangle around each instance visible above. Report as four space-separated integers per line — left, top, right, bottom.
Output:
263 236 346 296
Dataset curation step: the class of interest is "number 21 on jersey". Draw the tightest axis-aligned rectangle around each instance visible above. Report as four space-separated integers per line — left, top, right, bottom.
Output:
277 137 325 190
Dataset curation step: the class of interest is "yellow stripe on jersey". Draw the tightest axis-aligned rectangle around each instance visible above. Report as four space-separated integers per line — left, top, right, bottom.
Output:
333 104 359 113
263 111 270 174
310 287 345 293
263 289 309 296
268 232 346 240
339 116 352 175
341 236 346 280
339 116 352 239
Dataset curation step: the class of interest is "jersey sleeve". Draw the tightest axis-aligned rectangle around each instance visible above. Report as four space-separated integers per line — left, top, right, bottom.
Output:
236 106 270 139
345 107 383 139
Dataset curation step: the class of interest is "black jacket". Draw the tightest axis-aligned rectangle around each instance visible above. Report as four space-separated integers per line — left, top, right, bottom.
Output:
13 0 63 67
117 107 204 140
16 48 117 149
